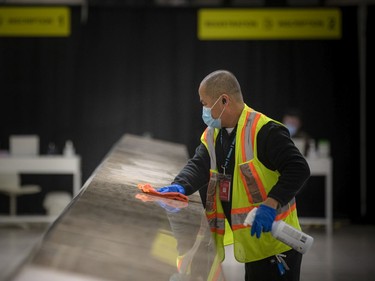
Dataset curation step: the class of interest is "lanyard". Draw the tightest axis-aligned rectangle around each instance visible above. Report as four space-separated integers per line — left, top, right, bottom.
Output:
220 130 236 175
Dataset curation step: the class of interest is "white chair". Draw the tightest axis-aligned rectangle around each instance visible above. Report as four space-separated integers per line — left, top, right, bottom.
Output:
0 173 41 216
43 191 72 216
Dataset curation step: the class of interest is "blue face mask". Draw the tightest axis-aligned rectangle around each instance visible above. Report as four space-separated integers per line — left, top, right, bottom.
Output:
202 96 225 128
285 123 297 137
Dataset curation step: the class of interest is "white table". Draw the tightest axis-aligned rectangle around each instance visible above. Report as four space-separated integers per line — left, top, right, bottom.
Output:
0 155 81 223
299 157 333 234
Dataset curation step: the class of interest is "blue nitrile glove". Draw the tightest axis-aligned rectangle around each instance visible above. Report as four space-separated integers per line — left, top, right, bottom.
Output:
250 204 277 239
157 184 185 194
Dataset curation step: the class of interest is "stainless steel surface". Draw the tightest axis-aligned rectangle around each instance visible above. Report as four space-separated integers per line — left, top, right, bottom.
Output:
7 134 221 281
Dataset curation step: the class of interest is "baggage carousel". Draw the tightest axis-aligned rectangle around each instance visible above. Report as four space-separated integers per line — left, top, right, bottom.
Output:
9 134 223 281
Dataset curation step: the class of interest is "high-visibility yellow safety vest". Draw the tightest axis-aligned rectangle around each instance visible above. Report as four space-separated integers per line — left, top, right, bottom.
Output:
175 216 225 281
201 104 301 263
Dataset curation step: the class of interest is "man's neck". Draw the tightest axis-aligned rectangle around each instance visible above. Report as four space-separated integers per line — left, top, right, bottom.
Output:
227 103 244 128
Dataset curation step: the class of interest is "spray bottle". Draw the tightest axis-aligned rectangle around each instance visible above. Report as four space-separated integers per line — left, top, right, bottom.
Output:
243 207 314 254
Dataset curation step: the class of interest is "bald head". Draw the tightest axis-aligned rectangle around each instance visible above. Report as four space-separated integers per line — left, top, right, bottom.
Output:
200 70 243 103
199 70 245 128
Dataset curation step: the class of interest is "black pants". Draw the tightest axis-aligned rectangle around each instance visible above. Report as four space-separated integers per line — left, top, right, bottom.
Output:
244 249 302 281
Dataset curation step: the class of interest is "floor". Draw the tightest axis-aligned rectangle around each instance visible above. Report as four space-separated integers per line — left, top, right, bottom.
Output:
222 222 375 281
1 222 375 281
0 223 50 281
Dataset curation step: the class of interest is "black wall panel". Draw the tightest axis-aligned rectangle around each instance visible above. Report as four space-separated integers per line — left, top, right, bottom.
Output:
0 6 370 222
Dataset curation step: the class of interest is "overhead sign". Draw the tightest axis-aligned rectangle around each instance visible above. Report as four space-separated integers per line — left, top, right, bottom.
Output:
198 8 341 40
0 7 70 37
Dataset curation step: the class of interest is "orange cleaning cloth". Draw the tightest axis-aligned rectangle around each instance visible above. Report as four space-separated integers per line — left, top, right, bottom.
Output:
135 193 188 209
137 183 189 203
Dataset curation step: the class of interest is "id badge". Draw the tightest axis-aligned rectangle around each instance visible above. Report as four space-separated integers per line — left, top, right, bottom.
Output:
219 174 232 202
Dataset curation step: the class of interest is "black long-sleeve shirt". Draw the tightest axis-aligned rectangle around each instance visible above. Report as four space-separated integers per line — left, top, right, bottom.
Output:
173 121 311 222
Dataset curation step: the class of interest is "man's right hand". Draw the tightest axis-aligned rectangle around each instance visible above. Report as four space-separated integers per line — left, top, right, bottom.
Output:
157 184 185 194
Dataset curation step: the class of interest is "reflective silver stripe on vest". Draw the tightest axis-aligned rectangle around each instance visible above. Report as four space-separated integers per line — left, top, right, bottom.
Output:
243 111 258 161
208 216 225 231
206 127 217 170
230 198 296 226
239 162 264 203
231 212 249 226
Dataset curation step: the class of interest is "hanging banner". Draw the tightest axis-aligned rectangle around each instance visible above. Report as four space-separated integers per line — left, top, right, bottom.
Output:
0 7 70 37
198 8 341 40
